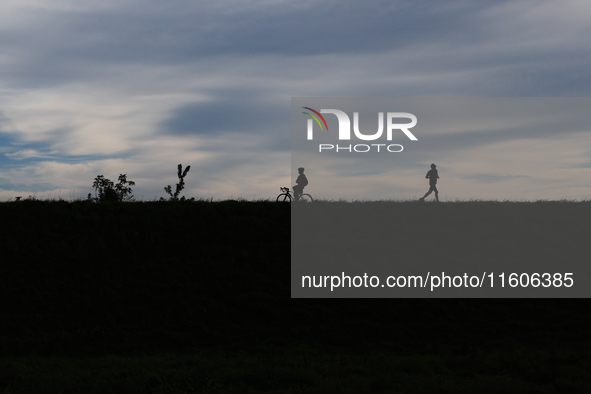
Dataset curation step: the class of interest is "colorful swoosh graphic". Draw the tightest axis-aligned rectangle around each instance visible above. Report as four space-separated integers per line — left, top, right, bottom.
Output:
302 107 328 131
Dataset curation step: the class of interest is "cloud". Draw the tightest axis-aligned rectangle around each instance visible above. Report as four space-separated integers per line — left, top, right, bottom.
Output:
5 149 57 160
0 0 590 200
4 0 588 90
159 89 289 142
1 1 507 63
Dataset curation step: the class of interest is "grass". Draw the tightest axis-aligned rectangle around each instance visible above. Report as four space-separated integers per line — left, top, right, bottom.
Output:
3 346 590 393
1 200 591 392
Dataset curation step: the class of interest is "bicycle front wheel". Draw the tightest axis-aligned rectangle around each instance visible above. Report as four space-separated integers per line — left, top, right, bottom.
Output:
276 193 292 202
299 194 313 203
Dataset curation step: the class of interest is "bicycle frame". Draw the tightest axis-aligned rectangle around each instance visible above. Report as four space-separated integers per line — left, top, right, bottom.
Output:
277 187 313 202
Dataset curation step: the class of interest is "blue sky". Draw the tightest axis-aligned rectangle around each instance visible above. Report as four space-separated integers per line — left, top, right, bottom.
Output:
1 0 590 201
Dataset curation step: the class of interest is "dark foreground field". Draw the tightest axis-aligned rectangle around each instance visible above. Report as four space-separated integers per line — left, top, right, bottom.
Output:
1 200 591 393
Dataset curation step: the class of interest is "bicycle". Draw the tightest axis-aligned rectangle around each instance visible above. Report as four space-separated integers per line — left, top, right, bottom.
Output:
276 187 313 202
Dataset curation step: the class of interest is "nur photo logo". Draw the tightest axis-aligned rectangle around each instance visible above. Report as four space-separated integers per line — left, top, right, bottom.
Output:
302 107 418 153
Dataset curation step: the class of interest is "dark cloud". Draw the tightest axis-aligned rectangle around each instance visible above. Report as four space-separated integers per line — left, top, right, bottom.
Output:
159 89 290 150
161 100 272 135
19 1 503 60
2 0 590 97
2 1 522 84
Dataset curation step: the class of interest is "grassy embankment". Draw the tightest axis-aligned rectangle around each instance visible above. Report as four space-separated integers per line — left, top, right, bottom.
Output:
1 200 591 393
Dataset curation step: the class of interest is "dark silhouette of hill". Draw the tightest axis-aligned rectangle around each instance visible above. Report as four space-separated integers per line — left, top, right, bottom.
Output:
1 200 591 392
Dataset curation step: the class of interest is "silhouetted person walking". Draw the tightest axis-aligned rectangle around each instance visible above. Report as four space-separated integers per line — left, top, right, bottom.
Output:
420 163 439 202
293 167 308 201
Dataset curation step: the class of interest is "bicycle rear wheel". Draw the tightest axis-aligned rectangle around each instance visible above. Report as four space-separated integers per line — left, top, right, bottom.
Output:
276 193 292 202
299 194 313 202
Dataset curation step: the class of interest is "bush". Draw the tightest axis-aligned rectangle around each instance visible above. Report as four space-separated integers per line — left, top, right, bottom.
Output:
163 164 193 201
91 174 136 202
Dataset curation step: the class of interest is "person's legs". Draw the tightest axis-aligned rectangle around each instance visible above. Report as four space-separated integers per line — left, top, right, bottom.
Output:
421 185 436 201
434 186 439 202
292 185 302 200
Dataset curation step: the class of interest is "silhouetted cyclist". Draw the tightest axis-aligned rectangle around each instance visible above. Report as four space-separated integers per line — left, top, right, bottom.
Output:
420 163 439 202
293 167 308 201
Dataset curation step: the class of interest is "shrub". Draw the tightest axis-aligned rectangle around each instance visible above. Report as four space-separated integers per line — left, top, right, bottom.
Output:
91 174 136 202
163 164 193 201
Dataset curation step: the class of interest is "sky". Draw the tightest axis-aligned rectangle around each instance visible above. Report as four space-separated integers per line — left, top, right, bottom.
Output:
292 97 591 201
1 0 590 201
